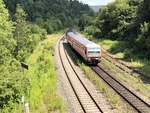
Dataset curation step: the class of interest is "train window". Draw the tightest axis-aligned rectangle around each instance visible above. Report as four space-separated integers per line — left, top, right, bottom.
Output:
88 51 100 53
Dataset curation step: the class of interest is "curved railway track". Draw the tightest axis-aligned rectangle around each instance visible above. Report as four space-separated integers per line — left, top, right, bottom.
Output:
58 39 103 113
91 66 150 113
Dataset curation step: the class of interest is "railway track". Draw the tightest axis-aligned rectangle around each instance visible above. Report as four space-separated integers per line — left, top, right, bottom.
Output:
103 51 150 80
91 65 150 113
58 39 103 113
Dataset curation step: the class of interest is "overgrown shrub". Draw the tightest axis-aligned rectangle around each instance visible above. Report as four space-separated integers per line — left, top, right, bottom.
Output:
84 25 101 38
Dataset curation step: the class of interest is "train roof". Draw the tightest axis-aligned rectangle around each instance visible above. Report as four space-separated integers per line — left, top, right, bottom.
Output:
67 32 100 48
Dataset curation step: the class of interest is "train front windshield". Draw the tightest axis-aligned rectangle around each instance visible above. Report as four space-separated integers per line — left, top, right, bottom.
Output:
87 48 100 57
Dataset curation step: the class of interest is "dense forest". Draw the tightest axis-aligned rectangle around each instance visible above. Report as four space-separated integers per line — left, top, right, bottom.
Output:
0 0 92 112
4 0 93 33
81 0 150 59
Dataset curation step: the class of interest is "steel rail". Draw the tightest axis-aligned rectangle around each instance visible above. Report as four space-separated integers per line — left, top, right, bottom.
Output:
104 52 150 80
58 39 86 113
63 43 103 113
91 66 150 113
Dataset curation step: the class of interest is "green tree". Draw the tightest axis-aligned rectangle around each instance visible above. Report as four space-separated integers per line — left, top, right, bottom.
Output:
0 1 28 112
84 25 101 38
14 4 27 59
4 0 94 31
0 0 48 112
78 15 94 31
134 0 150 58
96 0 135 39
0 0 15 64
13 5 47 61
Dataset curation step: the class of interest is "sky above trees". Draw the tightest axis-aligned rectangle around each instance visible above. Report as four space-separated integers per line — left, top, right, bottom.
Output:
79 0 115 6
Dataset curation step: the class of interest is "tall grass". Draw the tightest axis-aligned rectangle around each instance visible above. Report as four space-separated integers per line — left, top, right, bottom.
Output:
96 38 150 78
100 59 150 98
25 34 65 113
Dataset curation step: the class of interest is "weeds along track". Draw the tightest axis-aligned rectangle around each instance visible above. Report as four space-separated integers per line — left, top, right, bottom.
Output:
91 66 150 113
58 40 103 113
103 51 150 80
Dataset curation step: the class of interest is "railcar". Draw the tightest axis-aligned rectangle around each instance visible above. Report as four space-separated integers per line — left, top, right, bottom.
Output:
66 31 102 65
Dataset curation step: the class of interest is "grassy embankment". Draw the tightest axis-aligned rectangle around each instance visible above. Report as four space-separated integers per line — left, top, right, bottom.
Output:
25 34 65 113
98 39 150 78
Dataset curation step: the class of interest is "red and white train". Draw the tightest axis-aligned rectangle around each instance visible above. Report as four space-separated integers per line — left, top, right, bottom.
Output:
66 31 102 65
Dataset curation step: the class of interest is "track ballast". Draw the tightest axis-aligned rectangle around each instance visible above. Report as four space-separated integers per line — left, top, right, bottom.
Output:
91 66 150 113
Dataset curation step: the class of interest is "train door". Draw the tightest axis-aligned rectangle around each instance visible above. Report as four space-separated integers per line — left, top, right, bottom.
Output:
84 48 88 61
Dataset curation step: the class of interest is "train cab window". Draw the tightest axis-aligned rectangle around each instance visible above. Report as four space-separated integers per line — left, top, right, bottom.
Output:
88 51 100 53
87 48 100 54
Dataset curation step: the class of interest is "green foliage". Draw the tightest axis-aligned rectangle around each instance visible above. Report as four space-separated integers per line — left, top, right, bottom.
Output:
26 34 65 113
0 0 15 64
43 19 63 33
1 0 93 112
84 25 101 38
0 1 25 112
13 5 47 61
137 0 150 23
15 23 47 61
4 0 94 32
135 22 150 57
78 15 95 31
0 62 29 112
0 1 47 112
83 0 150 59
96 0 134 39
13 4 27 60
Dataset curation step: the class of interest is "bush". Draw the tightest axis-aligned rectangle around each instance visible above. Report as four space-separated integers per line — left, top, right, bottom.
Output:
26 34 65 113
84 25 101 38
0 61 29 112
135 22 150 58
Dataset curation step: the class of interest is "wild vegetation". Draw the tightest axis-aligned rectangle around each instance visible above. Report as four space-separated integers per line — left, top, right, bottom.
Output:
99 58 150 98
0 0 92 112
81 0 150 58
0 0 46 112
4 0 93 33
26 34 65 113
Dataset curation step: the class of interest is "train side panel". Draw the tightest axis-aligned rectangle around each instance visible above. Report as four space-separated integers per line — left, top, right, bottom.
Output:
67 35 87 60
